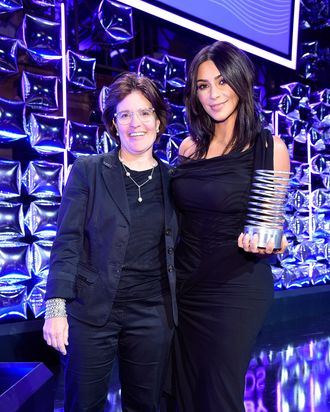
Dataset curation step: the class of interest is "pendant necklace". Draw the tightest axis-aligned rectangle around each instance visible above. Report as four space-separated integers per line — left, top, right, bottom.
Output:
119 155 157 203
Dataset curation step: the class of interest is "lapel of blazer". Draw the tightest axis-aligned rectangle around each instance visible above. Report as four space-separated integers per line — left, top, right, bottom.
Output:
158 158 174 226
101 148 130 224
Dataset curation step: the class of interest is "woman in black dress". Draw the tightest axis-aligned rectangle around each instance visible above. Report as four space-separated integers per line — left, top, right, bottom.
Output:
169 41 290 411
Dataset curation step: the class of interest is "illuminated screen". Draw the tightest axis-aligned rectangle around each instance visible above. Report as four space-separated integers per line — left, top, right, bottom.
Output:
119 0 300 69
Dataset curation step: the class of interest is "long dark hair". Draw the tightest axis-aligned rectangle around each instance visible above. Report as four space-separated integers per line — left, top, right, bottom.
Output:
185 41 262 159
102 72 170 145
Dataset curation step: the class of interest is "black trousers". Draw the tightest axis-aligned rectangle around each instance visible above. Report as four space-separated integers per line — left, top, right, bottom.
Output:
64 293 174 412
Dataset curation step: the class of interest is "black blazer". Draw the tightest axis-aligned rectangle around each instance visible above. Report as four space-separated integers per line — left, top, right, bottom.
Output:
45 148 178 326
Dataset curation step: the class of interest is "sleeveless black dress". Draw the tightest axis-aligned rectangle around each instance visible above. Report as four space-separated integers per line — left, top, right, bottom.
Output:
170 132 275 412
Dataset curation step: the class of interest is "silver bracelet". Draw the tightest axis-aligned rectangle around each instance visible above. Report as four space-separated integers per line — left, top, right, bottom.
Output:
45 298 67 319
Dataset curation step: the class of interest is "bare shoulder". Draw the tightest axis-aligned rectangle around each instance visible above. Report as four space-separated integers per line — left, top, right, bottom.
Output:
273 135 288 151
272 135 290 172
179 136 197 157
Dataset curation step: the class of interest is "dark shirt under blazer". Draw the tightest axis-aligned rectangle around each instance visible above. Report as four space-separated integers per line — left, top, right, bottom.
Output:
45 148 178 326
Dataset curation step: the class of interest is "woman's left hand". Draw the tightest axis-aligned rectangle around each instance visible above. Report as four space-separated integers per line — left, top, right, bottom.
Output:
238 233 288 255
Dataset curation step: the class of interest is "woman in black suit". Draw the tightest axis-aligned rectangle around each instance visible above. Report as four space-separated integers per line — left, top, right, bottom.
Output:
43 72 177 412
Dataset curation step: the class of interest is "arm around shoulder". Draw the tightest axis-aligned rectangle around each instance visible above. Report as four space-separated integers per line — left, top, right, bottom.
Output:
273 135 290 173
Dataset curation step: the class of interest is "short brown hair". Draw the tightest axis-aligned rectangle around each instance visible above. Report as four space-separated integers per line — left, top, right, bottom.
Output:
102 72 170 145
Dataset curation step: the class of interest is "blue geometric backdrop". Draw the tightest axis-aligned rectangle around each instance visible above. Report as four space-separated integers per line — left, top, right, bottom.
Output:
0 0 329 321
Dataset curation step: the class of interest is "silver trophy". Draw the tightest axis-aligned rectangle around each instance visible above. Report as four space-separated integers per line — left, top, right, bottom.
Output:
244 169 291 250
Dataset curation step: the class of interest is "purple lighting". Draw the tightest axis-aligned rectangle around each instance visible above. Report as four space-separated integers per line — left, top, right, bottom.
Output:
0 36 18 75
0 98 27 142
61 1 68 182
96 0 134 45
20 14 61 65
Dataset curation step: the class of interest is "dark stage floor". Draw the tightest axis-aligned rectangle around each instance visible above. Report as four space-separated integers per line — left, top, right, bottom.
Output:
52 312 330 412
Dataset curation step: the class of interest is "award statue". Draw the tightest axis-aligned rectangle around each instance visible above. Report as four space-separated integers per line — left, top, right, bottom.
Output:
244 169 291 250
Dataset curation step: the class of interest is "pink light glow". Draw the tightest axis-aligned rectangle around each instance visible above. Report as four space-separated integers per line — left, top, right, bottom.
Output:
60 2 68 182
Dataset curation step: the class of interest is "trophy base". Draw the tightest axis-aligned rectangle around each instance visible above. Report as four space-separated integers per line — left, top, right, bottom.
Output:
243 226 283 250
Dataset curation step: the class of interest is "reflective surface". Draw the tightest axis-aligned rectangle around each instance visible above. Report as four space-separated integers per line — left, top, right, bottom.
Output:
52 314 330 411
67 50 96 91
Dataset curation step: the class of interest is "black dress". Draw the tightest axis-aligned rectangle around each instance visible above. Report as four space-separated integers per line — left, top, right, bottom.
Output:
170 133 275 412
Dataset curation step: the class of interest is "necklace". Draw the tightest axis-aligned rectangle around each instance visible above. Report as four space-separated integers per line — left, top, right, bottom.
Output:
119 156 157 203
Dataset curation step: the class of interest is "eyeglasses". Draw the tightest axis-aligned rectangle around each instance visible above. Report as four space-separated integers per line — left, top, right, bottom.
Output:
114 108 156 125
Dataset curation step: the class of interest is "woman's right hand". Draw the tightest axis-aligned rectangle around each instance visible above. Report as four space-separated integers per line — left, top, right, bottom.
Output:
43 317 69 356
